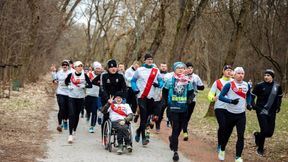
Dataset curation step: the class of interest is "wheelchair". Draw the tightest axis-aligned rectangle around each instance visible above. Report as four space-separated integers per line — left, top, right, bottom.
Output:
102 119 133 152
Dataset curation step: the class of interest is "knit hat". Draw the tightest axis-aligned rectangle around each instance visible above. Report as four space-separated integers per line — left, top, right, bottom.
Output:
173 62 186 71
234 67 245 74
144 53 153 60
74 61 83 67
223 65 232 71
114 91 125 99
185 62 193 68
93 61 102 69
107 59 117 68
62 60 69 65
264 69 275 78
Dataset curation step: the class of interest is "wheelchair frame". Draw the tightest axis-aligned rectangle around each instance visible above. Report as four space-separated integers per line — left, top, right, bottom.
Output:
102 119 133 152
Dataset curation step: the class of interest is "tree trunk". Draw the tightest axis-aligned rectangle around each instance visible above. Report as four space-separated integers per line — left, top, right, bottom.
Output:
223 0 252 66
148 0 169 55
169 0 209 66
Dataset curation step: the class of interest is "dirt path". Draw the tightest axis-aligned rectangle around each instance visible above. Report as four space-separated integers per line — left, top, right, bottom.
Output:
39 100 192 162
153 122 234 162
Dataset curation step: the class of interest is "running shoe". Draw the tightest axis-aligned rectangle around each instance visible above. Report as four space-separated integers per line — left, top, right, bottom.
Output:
218 150 225 161
57 125 62 132
183 132 188 141
127 145 133 152
117 144 123 154
256 149 264 157
235 157 243 162
142 138 149 145
173 151 179 161
88 127 95 133
68 135 73 143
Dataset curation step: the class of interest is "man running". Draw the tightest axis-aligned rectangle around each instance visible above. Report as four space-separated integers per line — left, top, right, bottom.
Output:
52 60 71 132
131 53 164 145
85 61 102 133
65 61 92 143
182 62 204 141
251 69 283 156
218 67 252 162
207 65 233 152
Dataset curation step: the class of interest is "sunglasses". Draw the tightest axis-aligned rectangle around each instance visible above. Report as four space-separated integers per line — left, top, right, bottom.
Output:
77 65 83 67
62 64 69 66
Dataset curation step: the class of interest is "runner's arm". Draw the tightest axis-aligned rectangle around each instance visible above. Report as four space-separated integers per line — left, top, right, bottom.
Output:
64 73 72 86
207 82 217 102
218 83 232 103
84 74 93 88
131 71 139 92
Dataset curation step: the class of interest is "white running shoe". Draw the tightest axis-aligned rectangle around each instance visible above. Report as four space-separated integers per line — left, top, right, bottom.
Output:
235 157 243 162
218 150 225 161
68 135 73 143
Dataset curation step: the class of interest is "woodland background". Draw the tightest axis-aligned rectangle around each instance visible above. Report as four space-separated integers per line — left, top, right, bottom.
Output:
0 0 287 93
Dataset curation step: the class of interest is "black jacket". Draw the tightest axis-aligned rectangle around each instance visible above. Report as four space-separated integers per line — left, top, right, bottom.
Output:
92 72 127 104
252 81 283 113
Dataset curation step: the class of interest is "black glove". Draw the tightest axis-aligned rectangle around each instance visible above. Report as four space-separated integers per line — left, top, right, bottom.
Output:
134 90 140 95
276 107 280 113
246 105 253 111
153 82 159 88
231 98 240 105
260 109 269 115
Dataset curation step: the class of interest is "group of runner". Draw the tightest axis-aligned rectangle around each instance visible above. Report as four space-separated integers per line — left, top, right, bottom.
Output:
208 66 283 162
51 52 283 162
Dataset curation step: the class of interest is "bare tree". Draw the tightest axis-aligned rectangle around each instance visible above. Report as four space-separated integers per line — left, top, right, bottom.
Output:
168 0 209 66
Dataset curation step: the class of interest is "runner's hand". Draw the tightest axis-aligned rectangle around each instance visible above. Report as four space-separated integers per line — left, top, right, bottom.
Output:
134 90 140 95
246 104 253 111
231 98 240 105
108 95 113 104
119 120 125 125
152 82 159 88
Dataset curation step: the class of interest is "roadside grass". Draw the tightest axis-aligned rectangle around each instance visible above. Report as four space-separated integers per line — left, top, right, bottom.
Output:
190 88 288 161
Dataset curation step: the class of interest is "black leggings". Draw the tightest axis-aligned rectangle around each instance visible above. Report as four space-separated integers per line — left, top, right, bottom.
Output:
255 112 276 151
215 109 227 147
221 111 246 157
56 94 69 125
155 98 169 129
85 96 98 127
170 112 186 151
183 102 196 133
136 98 154 140
68 97 84 135
127 87 138 113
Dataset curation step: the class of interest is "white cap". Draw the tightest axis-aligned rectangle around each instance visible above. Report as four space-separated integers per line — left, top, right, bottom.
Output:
234 67 245 74
74 61 83 67
93 61 102 69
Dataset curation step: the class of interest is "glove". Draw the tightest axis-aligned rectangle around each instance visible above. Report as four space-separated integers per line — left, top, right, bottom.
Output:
276 107 280 113
153 82 159 88
134 90 140 95
246 105 253 111
260 109 269 115
231 98 240 105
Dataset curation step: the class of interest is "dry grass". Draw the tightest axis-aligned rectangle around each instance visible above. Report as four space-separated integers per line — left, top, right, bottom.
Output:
0 75 54 162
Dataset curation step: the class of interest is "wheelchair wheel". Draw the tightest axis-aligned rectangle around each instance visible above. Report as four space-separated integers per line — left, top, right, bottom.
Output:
103 120 112 150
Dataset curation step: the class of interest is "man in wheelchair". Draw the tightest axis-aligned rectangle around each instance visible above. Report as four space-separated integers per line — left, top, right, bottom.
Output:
102 92 133 154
